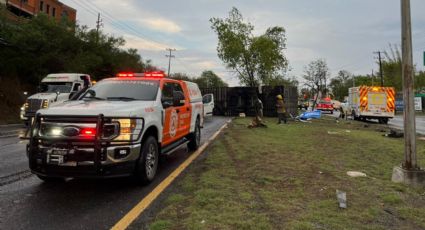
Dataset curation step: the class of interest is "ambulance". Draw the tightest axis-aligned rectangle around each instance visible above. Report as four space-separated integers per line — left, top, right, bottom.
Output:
26 71 204 184
348 86 396 124
22 73 92 124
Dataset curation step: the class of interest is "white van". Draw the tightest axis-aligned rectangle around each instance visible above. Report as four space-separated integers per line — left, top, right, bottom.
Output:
22 73 91 123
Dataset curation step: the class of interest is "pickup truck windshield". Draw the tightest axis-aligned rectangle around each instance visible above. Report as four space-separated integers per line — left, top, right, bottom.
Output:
40 82 73 93
84 79 159 101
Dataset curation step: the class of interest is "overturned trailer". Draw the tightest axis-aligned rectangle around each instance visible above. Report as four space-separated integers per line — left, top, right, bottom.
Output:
200 85 298 117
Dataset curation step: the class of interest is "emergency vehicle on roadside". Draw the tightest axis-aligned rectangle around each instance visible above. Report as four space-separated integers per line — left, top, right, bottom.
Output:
348 86 395 124
22 73 92 125
316 97 334 114
26 71 204 184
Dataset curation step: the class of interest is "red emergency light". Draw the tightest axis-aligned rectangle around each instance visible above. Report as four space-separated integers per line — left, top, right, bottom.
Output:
80 128 96 136
144 71 166 78
117 73 134 78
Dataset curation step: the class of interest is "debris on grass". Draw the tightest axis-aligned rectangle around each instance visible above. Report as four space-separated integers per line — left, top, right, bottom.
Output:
327 131 340 135
336 190 347 209
345 130 351 133
247 117 267 128
299 110 321 120
347 171 367 177
239 113 246 117
384 130 404 138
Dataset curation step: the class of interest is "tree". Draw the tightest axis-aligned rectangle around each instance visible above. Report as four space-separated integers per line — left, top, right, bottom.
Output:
194 70 228 88
329 70 352 101
303 59 329 109
210 7 288 87
382 44 402 91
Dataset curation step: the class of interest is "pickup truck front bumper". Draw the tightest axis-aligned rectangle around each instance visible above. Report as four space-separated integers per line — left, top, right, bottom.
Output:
29 144 141 178
27 114 143 179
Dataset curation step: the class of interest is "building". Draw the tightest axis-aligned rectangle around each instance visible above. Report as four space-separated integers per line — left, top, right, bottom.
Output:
4 0 76 22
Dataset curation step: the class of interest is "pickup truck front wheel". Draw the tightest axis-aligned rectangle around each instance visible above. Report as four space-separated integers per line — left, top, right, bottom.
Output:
188 118 201 151
135 136 159 184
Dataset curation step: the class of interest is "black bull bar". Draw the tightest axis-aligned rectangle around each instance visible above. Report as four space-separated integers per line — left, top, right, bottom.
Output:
27 113 143 174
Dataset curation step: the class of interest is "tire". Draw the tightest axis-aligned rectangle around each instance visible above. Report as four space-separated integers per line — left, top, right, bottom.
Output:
37 175 65 183
352 111 358 120
188 118 201 151
330 110 334 114
378 118 388 124
134 136 159 184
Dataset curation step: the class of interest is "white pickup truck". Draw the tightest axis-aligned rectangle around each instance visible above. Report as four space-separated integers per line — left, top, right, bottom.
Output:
27 71 203 184
21 73 91 124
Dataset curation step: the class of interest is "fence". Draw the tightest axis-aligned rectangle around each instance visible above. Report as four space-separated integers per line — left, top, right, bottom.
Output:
200 85 298 117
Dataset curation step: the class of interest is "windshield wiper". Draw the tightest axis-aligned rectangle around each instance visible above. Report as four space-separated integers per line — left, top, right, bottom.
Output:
106 97 136 101
83 96 105 100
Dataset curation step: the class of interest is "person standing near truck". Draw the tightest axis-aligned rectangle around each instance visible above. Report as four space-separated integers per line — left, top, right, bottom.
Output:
276 94 287 124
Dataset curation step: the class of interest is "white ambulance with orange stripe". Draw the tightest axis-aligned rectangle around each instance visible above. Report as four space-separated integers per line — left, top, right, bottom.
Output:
348 86 396 124
27 71 204 184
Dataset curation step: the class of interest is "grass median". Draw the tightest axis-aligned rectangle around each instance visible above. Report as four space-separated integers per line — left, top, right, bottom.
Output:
149 117 425 230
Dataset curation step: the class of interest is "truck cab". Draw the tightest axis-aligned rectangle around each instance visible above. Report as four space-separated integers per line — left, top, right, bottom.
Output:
27 71 203 184
22 73 91 123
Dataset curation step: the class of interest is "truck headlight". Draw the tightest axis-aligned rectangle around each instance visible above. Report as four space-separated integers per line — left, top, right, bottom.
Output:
42 99 49 108
112 118 143 141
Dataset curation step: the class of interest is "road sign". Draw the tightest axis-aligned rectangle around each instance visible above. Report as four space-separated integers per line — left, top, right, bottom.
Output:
415 97 422 111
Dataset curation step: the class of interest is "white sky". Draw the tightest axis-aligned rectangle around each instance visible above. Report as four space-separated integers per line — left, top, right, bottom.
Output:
61 0 425 86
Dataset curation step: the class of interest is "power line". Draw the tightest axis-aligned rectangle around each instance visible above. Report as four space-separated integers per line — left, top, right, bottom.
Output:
77 0 169 50
68 0 167 50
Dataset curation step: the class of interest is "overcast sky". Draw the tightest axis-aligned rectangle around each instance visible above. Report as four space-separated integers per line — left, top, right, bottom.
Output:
61 0 425 86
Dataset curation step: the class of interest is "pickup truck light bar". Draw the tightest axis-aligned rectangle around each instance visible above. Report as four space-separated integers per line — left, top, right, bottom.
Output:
116 71 166 78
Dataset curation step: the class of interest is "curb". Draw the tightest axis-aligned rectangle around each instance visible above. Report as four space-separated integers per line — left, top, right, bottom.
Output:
111 119 231 230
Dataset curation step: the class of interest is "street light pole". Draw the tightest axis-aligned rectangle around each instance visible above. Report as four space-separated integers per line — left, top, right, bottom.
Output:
401 0 417 170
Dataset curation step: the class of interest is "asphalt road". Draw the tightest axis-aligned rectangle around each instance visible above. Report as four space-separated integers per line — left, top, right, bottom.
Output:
326 110 425 135
0 116 228 230
388 114 425 135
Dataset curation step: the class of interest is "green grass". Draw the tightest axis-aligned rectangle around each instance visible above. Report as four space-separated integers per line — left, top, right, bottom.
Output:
149 117 425 229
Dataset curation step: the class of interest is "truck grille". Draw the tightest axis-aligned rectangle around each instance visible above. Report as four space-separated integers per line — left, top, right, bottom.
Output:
27 99 43 113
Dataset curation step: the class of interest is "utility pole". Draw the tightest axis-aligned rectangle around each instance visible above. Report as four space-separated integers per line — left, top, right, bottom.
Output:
401 0 417 170
374 51 384 86
166 48 176 76
392 0 425 186
96 13 103 44
372 69 374 86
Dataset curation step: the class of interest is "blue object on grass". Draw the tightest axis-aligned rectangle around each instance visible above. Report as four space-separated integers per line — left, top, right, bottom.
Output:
300 110 322 120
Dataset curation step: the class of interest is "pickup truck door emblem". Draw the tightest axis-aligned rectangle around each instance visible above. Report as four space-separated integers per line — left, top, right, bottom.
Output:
169 110 178 137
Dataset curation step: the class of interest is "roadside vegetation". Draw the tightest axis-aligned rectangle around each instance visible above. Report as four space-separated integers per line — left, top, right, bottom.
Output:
149 117 425 229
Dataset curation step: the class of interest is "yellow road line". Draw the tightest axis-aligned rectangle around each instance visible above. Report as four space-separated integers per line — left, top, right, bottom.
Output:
111 120 230 230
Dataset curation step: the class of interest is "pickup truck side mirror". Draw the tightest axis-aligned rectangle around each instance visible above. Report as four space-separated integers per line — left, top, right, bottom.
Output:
173 91 185 107
69 92 75 99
